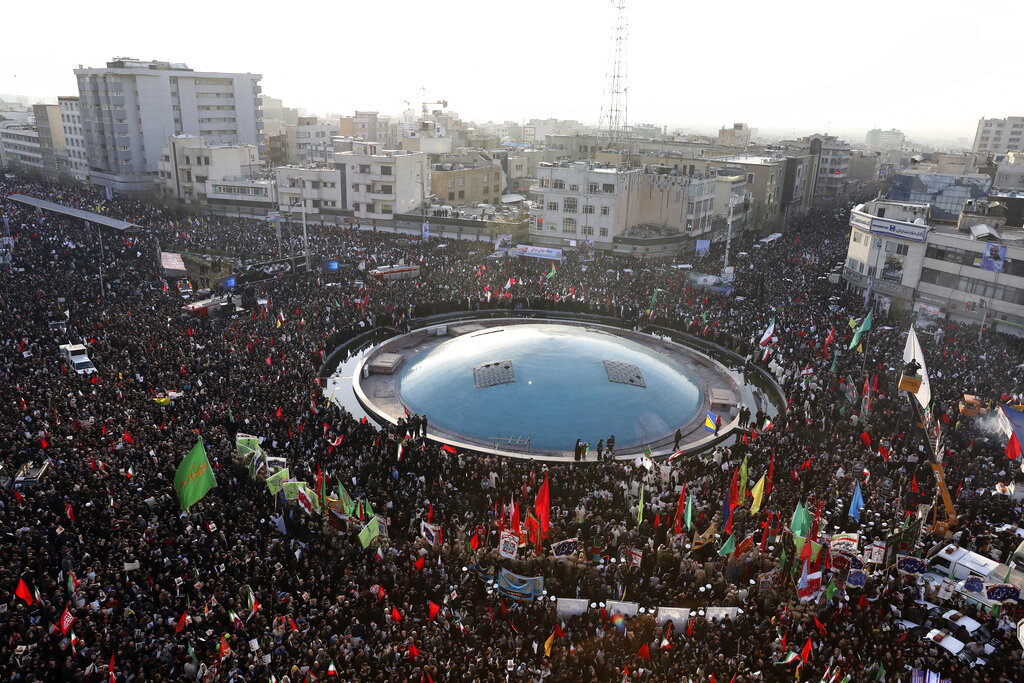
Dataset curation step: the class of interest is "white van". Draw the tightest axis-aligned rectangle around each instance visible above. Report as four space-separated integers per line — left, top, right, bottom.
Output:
59 343 96 375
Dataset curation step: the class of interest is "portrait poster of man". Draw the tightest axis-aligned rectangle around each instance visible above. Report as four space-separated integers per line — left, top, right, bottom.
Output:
980 243 1007 273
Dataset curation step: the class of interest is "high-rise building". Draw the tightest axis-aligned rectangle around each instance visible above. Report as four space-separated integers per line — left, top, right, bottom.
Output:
58 96 88 181
32 104 66 180
972 116 1024 155
74 58 262 192
865 128 904 151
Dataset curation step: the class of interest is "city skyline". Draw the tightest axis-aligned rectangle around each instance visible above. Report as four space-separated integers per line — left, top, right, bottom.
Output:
1 0 1021 144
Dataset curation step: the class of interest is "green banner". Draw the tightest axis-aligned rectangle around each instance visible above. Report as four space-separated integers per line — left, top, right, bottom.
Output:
282 480 303 501
173 439 217 512
266 468 290 496
337 483 355 515
358 516 380 548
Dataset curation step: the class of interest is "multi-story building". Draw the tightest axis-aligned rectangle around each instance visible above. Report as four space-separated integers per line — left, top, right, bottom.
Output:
843 199 1024 334
803 134 853 205
994 153 1024 192
74 58 262 192
335 141 428 221
289 116 338 164
58 96 88 181
32 104 67 180
157 135 261 204
891 156 992 222
865 128 904 151
530 162 718 253
972 116 1024 156
430 154 503 207
718 123 751 148
779 155 817 224
353 112 383 143
712 155 787 229
275 165 345 225
0 124 43 174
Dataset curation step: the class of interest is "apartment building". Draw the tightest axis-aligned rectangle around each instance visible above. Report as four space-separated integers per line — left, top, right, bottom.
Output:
335 141 428 222
74 58 262 192
32 104 66 180
712 155 786 228
994 153 1024 192
718 123 751 148
844 199 1024 334
0 124 43 174
275 165 345 224
157 135 261 204
430 154 503 207
58 96 88 180
803 134 853 205
865 128 904 151
973 116 1024 156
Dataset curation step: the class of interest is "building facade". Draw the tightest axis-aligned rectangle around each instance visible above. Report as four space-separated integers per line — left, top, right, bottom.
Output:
58 96 88 181
891 168 992 222
74 58 262 192
0 125 43 174
972 116 1024 156
157 135 261 204
804 134 853 205
430 156 503 207
335 142 428 221
994 153 1024 192
32 104 67 179
843 199 1024 335
713 155 787 230
275 165 345 225
718 123 751 148
865 128 904 151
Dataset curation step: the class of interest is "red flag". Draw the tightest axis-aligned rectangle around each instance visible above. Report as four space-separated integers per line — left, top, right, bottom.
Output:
275 407 283 419
441 444 457 454
859 432 871 447
813 615 827 637
290 617 299 632
15 577 33 605
428 601 440 621
911 475 918 493
637 643 650 660
175 610 188 633
40 436 49 449
470 532 480 550
109 651 115 683
414 556 425 571
1008 432 1022 460
858 593 868 610
766 451 774 494
408 642 419 659
427 504 433 523
686 619 694 636
65 502 76 522
555 623 566 638
800 635 812 662
123 429 133 444
392 605 402 622
60 605 75 634
535 474 550 543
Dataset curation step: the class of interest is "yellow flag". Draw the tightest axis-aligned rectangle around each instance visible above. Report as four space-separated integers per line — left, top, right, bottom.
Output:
750 473 766 514
276 319 282 329
544 631 555 657
848 317 857 329
857 343 863 354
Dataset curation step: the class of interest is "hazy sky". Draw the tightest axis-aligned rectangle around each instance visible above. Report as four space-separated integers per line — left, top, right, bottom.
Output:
2 0 1020 142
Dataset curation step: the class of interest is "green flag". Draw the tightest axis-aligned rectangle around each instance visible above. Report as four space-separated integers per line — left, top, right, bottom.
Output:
848 309 873 350
173 439 217 512
545 263 557 280
829 352 838 374
364 499 374 518
281 480 302 500
337 483 355 515
824 578 837 602
684 495 693 531
637 483 644 525
739 455 749 504
779 547 788 572
266 468 290 496
718 533 736 556
358 516 381 548
790 501 805 536
188 641 199 666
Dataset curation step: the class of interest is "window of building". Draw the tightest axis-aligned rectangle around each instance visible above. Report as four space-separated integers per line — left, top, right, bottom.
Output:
747 173 755 184
459 190 465 199
483 174 489 182
541 179 549 188
547 202 558 211
380 165 392 176
563 198 577 213
380 185 392 194
884 241 909 256
600 206 610 216
447 179 455 188
359 164 370 174
448 192 455 200
569 184 578 192
583 204 595 214
553 179 565 189
378 203 393 214
458 177 465 187
582 225 593 235
600 227 609 237
603 183 614 193
563 218 577 234
588 182 600 193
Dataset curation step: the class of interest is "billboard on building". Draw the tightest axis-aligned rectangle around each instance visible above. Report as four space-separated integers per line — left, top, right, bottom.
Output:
515 244 563 261
579 239 595 262
881 252 905 283
980 244 1007 273
695 240 711 255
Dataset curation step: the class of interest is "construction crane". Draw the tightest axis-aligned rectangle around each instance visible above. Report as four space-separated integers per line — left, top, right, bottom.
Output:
419 87 447 118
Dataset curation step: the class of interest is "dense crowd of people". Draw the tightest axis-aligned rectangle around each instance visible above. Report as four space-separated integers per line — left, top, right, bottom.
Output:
2 172 1024 683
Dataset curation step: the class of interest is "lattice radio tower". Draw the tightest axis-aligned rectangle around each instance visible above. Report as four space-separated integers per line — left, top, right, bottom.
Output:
598 0 629 145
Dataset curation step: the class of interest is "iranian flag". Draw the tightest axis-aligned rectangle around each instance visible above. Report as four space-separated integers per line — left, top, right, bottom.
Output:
248 587 259 615
504 277 515 290
759 318 776 346
327 659 339 676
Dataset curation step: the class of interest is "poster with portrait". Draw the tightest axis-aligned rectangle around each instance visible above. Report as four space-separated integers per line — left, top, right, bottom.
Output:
579 239 595 263
881 252 905 283
980 243 1007 273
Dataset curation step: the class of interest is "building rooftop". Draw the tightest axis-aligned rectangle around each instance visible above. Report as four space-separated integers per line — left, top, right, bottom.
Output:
713 155 782 166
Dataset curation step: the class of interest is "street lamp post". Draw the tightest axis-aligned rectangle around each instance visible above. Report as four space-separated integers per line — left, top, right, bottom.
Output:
723 193 738 271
